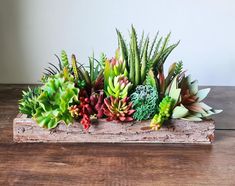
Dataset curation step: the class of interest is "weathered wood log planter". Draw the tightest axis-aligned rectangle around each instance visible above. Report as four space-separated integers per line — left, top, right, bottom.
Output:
13 114 215 144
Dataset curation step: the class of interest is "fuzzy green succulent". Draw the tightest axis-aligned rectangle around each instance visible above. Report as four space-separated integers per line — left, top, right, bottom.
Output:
106 75 132 98
19 87 41 117
150 96 174 130
130 85 158 121
33 73 79 129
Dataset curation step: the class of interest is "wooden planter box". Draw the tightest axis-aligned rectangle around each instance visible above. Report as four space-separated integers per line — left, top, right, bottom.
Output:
13 114 215 144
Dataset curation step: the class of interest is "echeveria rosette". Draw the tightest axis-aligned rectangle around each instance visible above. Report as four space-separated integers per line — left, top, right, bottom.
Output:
107 75 132 98
150 96 174 130
33 74 79 129
130 85 158 121
19 87 41 117
166 75 223 121
103 96 135 122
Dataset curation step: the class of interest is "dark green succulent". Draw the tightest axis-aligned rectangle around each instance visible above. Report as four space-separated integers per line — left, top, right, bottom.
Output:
33 73 79 129
130 85 158 121
19 87 41 117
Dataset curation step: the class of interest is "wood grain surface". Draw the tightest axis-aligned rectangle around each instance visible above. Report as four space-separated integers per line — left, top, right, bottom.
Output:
0 84 235 185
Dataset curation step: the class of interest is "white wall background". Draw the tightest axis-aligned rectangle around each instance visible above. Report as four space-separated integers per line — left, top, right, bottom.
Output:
0 0 235 85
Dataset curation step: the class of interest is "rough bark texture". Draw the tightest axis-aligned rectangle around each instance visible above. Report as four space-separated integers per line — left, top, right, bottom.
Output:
13 114 215 144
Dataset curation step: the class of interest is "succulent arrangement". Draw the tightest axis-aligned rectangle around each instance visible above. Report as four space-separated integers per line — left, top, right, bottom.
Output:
18 26 222 131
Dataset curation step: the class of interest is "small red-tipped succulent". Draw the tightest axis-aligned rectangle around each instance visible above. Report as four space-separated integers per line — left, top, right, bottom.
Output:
68 105 79 118
103 96 135 122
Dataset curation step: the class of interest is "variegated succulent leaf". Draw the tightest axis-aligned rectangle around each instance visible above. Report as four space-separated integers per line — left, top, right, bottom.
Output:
103 96 135 122
107 75 132 98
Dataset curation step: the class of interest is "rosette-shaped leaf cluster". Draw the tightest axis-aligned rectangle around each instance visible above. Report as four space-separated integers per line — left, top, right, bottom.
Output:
103 96 135 122
150 96 174 130
169 75 222 121
19 87 41 117
130 85 158 121
34 74 79 129
107 75 132 98
110 58 128 76
104 58 129 93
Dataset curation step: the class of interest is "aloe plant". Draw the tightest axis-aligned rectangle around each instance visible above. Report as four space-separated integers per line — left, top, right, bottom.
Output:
116 25 179 88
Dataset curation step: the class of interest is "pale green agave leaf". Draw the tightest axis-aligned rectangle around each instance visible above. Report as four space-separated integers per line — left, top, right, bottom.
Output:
172 105 189 119
182 116 203 121
196 88 210 102
189 80 198 95
168 76 181 105
198 102 212 111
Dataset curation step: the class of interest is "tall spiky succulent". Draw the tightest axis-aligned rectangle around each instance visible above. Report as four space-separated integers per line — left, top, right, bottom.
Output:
116 25 179 88
166 75 222 121
19 87 41 117
43 50 71 79
33 73 79 129
106 75 132 98
103 96 135 122
74 53 104 95
150 96 174 130
130 85 158 121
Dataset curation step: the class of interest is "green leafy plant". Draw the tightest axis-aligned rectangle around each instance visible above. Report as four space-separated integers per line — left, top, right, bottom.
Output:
103 96 135 122
33 73 79 129
150 96 174 130
130 85 158 121
19 87 41 117
116 25 179 88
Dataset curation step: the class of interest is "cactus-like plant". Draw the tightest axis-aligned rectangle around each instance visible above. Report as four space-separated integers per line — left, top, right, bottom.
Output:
130 85 158 121
33 73 79 129
116 25 179 88
19 87 41 117
106 75 132 98
150 96 174 130
103 96 135 122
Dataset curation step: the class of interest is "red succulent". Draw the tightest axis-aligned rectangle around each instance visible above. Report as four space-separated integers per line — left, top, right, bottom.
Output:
90 90 105 118
103 96 135 122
